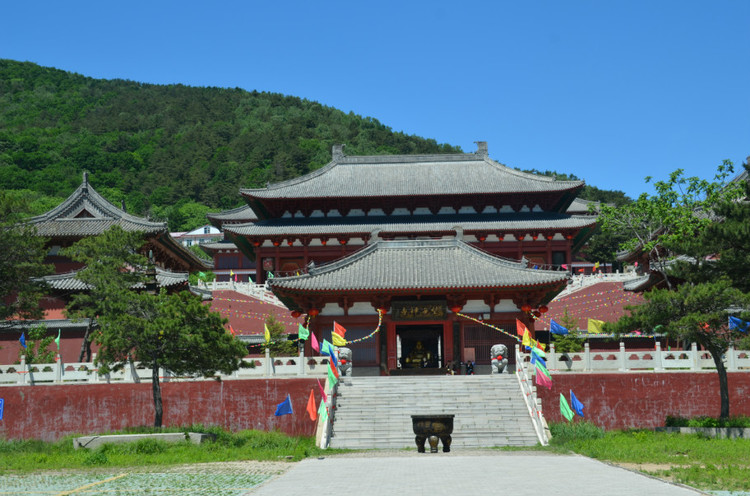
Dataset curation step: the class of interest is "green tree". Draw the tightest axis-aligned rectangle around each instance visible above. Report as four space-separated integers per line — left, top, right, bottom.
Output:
609 279 750 419
265 314 297 357
0 191 52 330
65 226 248 427
552 307 585 353
599 162 750 419
18 324 56 364
597 162 743 289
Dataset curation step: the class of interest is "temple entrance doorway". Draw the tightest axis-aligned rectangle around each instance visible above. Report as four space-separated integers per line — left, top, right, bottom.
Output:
396 324 443 374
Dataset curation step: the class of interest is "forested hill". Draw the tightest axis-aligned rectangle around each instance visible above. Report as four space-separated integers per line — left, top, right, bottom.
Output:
0 60 628 231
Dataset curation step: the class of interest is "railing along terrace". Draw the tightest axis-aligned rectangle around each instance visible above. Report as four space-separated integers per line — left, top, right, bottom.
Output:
519 342 750 373
514 344 550 445
0 351 332 386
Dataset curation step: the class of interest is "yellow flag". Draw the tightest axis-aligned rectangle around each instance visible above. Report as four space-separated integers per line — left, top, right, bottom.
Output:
594 261 600 271
588 318 605 334
521 328 531 348
230 269 235 277
264 323 271 343
332 333 347 346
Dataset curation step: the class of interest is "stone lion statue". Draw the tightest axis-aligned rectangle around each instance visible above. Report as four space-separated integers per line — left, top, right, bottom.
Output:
338 347 353 376
490 344 509 374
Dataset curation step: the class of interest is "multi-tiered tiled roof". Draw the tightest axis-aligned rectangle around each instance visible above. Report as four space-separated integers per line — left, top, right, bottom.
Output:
27 172 210 272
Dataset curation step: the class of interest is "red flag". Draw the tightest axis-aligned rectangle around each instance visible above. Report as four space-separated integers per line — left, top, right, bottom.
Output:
228 325 236 336
333 322 347 337
306 389 317 421
535 368 552 390
328 359 339 379
516 319 528 337
317 378 328 403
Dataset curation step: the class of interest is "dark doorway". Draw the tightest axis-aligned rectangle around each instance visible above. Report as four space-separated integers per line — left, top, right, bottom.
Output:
397 324 443 369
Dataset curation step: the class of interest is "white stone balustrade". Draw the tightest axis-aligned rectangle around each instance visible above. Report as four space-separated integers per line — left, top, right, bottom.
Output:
0 352 332 386
526 342 750 372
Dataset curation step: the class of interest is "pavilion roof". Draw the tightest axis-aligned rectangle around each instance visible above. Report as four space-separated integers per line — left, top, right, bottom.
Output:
206 204 258 229
226 212 596 238
241 145 583 205
26 172 166 237
41 267 189 291
268 238 570 293
25 173 210 272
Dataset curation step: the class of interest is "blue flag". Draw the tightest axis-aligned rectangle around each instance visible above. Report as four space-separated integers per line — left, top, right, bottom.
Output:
530 347 546 368
550 320 569 335
274 394 293 416
321 339 338 367
0 398 4 420
19 332 26 349
729 316 750 333
570 390 585 417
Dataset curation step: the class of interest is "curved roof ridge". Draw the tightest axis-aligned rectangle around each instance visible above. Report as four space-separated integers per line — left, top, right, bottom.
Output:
481 156 583 187
26 173 166 231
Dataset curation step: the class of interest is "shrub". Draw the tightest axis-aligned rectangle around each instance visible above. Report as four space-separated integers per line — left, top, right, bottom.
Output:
549 421 604 444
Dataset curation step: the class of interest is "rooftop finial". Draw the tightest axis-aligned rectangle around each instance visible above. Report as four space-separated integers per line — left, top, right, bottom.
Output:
332 144 345 161
475 141 488 157
83 171 89 184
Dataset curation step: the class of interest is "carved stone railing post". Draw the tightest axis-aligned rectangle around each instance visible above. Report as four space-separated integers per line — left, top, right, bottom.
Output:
584 342 591 371
728 344 737 372
691 342 699 371
618 342 627 371
549 343 557 371
654 342 664 371
55 354 62 383
19 356 27 385
299 350 305 376
264 348 272 377
129 357 139 383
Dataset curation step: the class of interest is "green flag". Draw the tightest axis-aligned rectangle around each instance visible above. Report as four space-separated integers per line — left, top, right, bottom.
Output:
197 271 207 280
560 393 575 422
298 324 310 340
327 363 338 387
318 400 328 422
55 329 61 350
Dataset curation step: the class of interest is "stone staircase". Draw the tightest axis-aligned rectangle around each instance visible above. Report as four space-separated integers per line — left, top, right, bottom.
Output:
329 375 540 450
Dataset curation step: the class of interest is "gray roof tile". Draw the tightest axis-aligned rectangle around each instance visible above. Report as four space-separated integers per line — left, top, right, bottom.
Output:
26 173 166 237
242 152 583 199
226 212 595 237
43 267 189 291
269 238 570 292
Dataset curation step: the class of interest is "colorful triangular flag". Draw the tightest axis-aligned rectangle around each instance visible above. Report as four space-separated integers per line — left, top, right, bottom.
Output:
298 323 310 341
274 394 293 416
560 393 575 422
310 331 320 352
306 389 317 421
19 332 26 349
535 368 552 389
317 378 328 403
588 318 605 334
550 319 569 335
570 390 585 417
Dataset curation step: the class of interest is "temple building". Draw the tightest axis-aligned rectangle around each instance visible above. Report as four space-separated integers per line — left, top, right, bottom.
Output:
223 142 597 374
0 173 211 364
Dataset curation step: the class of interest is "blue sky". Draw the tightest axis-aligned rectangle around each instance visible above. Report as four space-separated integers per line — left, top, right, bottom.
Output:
2 0 748 198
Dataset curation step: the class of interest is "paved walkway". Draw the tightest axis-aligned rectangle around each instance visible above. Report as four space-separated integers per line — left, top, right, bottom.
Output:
245 451 706 496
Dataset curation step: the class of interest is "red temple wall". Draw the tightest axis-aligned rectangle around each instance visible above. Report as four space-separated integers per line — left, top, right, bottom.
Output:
3 373 750 441
0 379 319 441
537 372 750 430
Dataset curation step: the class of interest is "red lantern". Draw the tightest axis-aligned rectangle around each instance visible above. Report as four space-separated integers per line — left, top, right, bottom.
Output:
532 310 541 318
539 305 549 314
339 238 348 245
291 310 301 318
308 309 320 317
521 304 532 313
377 307 388 314
272 240 280 246
450 305 462 313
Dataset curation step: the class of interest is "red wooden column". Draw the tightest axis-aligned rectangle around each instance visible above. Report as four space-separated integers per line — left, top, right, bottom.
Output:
442 320 453 366
386 321 398 371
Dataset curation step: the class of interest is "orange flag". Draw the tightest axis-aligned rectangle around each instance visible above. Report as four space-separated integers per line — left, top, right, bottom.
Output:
306 389 317 421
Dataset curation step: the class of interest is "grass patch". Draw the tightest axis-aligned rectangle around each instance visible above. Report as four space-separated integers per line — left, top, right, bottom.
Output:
0 425 338 474
549 421 750 491
665 415 750 428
